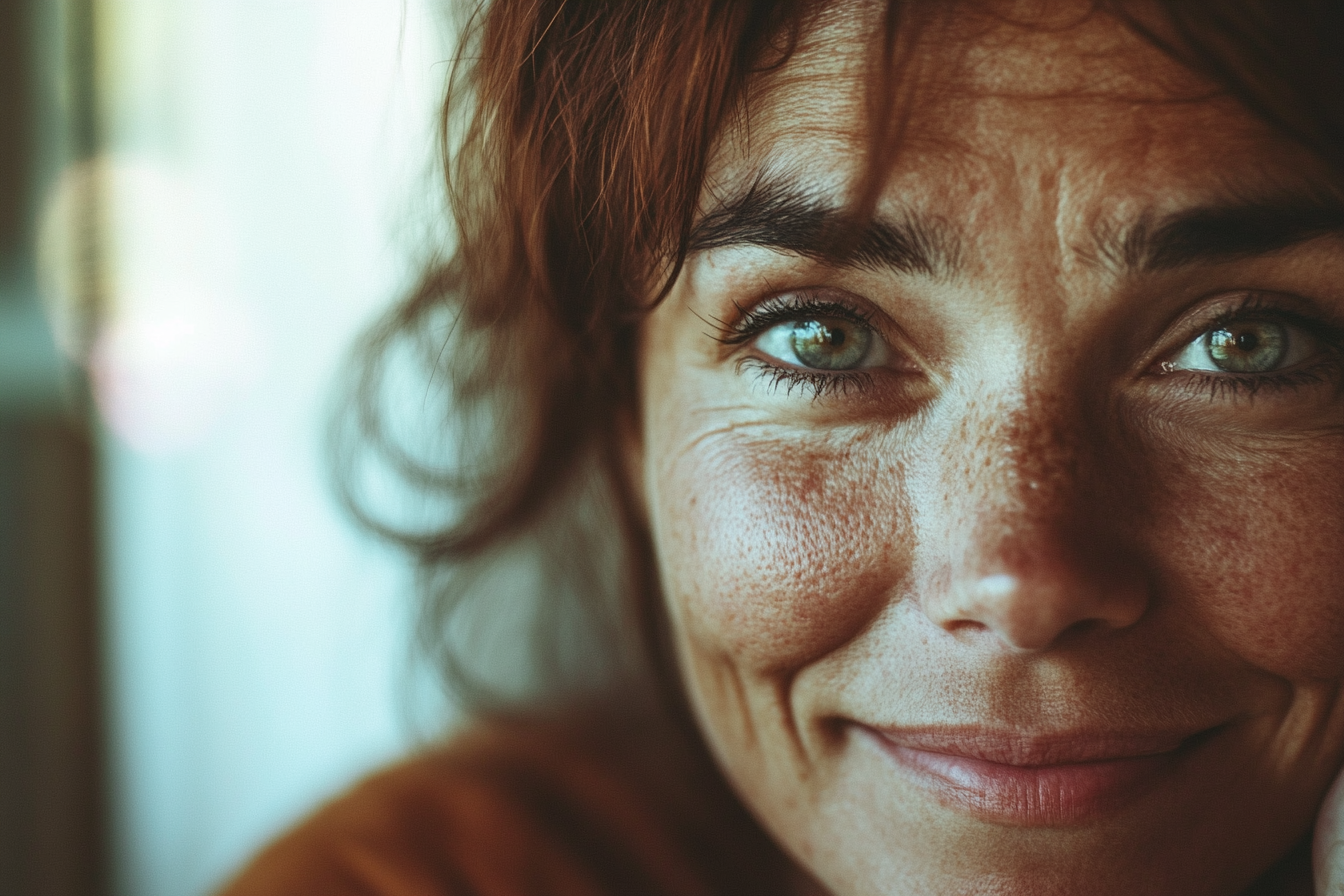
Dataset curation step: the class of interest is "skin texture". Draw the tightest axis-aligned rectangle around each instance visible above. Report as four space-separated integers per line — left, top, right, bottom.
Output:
633 4 1344 895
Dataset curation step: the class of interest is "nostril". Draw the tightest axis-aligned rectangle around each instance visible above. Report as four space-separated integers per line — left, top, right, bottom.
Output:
927 566 1150 652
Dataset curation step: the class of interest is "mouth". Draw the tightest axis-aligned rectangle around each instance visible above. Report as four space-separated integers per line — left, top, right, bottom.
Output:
860 723 1222 827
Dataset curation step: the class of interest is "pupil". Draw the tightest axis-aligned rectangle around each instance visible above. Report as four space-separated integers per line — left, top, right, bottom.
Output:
1205 320 1287 373
790 318 871 370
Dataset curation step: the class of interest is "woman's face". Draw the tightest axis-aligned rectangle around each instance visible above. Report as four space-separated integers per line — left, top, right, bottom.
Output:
633 4 1344 894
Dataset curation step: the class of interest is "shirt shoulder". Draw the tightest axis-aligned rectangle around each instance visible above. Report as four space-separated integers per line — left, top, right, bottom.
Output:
215 709 793 896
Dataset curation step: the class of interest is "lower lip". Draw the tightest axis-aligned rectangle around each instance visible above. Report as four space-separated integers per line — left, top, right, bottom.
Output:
867 731 1194 827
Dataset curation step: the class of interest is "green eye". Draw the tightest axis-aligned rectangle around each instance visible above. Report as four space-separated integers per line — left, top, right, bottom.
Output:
1169 317 1313 376
1204 321 1286 373
753 315 884 371
790 318 872 370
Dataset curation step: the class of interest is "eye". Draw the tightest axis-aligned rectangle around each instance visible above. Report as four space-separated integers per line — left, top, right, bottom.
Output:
753 315 889 371
1168 318 1316 375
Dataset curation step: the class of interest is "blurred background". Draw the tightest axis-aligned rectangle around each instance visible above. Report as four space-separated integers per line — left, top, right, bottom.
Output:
1 2 454 894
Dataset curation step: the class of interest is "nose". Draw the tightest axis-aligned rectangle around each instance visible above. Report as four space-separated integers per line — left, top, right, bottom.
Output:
918 394 1150 652
933 532 1149 651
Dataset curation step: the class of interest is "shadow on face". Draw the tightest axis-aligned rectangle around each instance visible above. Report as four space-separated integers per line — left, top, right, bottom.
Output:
635 2 1344 893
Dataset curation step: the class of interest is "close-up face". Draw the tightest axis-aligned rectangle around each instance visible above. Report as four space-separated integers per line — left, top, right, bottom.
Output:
635 3 1344 894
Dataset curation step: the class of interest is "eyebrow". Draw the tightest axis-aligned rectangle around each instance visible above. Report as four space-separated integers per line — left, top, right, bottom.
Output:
1107 196 1344 273
689 179 1344 279
687 179 961 277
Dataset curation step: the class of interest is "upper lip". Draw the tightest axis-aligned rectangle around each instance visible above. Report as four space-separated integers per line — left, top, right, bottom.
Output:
867 725 1207 766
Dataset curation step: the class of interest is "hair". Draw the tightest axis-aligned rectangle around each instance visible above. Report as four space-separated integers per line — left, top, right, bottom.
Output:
333 0 1344 718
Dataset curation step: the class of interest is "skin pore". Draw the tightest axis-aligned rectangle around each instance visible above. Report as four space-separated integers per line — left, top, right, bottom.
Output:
633 3 1344 895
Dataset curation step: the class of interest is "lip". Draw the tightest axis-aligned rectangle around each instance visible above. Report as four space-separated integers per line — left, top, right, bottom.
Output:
862 724 1218 827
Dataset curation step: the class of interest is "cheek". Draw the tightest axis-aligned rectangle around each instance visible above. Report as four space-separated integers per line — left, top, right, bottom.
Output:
1154 442 1344 680
653 433 908 672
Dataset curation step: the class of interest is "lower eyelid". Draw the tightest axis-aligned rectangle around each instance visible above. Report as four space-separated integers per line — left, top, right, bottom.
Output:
1163 354 1341 400
737 358 880 399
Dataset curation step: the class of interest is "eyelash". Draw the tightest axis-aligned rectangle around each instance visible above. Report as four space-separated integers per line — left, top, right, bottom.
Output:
1167 294 1343 399
714 292 1344 401
715 295 877 345
736 359 878 398
714 294 884 397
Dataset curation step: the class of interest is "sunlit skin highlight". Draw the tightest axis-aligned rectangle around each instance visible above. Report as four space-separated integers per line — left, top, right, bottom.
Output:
633 3 1344 895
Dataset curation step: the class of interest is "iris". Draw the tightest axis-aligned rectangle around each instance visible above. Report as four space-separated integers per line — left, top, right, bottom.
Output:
791 318 872 370
1206 321 1287 373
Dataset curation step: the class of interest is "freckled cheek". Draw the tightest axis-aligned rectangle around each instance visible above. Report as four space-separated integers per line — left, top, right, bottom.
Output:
1157 454 1344 680
654 440 906 673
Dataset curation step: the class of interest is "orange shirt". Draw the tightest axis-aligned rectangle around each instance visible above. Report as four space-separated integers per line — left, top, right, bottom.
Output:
217 709 803 896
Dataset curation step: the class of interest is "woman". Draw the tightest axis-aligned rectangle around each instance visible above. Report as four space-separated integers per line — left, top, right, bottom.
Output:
223 1 1344 893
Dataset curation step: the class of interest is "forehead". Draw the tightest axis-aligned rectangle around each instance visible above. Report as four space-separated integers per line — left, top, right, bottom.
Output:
705 1 1329 238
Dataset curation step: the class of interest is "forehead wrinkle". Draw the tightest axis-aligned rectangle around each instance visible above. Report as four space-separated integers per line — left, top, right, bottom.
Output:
717 0 881 181
704 2 1343 287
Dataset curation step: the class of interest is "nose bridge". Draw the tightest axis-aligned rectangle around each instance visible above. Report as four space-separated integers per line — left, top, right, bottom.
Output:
962 385 1084 553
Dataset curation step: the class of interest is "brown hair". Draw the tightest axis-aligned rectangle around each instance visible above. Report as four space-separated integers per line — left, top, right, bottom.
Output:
334 0 1344 715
